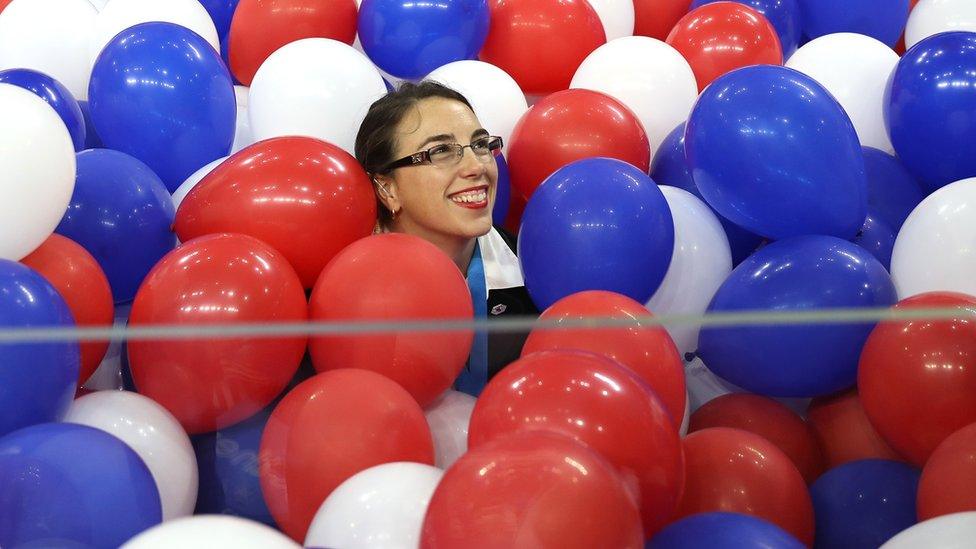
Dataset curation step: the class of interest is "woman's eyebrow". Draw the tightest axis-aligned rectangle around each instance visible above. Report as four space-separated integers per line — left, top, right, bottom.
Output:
471 128 489 138
416 133 455 149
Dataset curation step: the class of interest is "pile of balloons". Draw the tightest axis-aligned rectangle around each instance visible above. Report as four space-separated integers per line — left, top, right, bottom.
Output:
2 0 976 546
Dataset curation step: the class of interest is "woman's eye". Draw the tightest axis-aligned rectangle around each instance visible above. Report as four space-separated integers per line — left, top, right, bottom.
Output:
429 144 454 157
471 138 490 152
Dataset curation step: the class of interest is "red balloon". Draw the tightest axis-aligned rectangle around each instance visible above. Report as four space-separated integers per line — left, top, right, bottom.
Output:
468 350 683 538
507 89 650 200
522 290 686 429
175 137 376 288
676 427 815 545
0 0 12 13
689 394 825 484
228 0 358 86
480 0 606 96
260 369 434 541
806 389 903 470
308 233 474 408
421 431 644 549
858 292 976 466
21 234 113 386
128 233 308 434
918 421 976 521
666 2 783 91
634 0 692 40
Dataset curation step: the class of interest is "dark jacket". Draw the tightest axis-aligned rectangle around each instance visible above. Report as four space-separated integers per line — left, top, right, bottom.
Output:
486 227 539 378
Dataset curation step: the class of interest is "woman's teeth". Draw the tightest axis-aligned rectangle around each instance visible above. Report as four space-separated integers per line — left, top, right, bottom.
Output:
450 190 487 203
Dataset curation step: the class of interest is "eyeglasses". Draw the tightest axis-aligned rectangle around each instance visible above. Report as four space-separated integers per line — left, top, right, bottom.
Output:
380 135 503 173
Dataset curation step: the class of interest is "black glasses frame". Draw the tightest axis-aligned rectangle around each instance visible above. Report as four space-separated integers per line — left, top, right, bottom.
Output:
379 136 504 173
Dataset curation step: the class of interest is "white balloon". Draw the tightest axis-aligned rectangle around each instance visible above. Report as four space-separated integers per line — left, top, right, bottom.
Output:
586 0 635 41
685 357 811 417
65 390 199 521
679 393 690 437
0 84 76 260
91 0 220 64
881 512 976 548
571 36 698 157
232 85 253 154
88 0 110 10
906 0 976 49
786 33 898 153
172 156 228 211
83 302 131 391
426 60 529 148
423 389 476 469
647 187 732 357
0 0 97 100
122 515 299 548
249 38 387 156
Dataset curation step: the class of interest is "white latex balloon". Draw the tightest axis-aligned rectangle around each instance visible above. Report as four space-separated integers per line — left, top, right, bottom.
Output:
0 0 97 100
881 512 976 548
424 389 476 469
426 60 529 148
91 0 220 64
571 36 698 157
65 390 199 521
891 177 976 298
232 85 253 154
786 33 898 153
172 156 228 211
906 0 976 49
82 302 131 391
586 0 635 41
647 186 732 357
0 84 76 260
305 462 443 549
679 393 690 437
88 0 110 10
685 357 811 417
249 38 387 155
122 515 299 548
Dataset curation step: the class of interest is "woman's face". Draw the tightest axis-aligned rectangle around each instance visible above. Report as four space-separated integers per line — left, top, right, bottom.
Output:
376 97 498 243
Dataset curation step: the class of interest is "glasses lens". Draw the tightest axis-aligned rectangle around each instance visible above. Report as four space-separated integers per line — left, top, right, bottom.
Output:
429 144 460 166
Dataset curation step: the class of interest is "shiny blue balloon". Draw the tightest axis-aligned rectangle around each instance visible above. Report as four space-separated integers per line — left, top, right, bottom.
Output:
0 423 161 548
698 235 896 397
851 209 895 271
691 0 802 56
0 68 86 151
89 22 236 192
56 149 176 303
686 65 867 241
652 123 765 266
0 261 78 438
648 512 804 549
77 101 103 150
799 0 908 46
811 459 920 549
492 153 511 226
358 0 490 79
862 147 926 231
885 32 976 192
518 157 674 310
200 0 239 39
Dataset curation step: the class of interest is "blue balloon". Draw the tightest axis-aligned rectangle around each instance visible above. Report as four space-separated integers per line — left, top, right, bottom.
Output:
358 0 490 79
200 0 239 40
0 423 161 548
648 512 804 549
862 147 926 231
89 22 236 192
811 459 920 549
56 149 176 303
799 0 908 46
686 65 867 240
0 68 86 151
492 153 511 226
518 157 674 310
77 101 103 150
851 209 896 271
0 261 78 438
698 235 896 397
651 123 765 265
691 0 802 56
886 32 976 192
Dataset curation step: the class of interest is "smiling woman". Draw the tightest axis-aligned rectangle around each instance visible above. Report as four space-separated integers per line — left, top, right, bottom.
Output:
355 81 539 395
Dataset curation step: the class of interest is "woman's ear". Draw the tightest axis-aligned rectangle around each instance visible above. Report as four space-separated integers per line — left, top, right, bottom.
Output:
373 175 401 211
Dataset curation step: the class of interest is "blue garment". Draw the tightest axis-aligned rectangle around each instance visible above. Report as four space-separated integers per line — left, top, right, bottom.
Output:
455 241 489 396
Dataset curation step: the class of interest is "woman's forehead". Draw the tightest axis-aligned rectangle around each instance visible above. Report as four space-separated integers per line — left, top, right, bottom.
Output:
394 97 482 151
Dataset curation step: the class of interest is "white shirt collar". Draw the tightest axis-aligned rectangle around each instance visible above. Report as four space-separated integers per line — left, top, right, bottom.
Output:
477 227 524 291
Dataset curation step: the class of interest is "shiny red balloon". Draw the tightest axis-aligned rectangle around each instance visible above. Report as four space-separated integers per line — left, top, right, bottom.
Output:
260 369 434 541
634 0 692 40
175 137 376 288
859 292 976 466
308 233 473 408
506 89 650 200
522 290 686 429
469 350 683 538
21 234 113 386
676 427 815 545
918 422 976 520
421 431 644 549
666 2 782 91
128 233 308 434
806 389 903 469
480 0 606 96
689 394 825 484
0 0 12 13
228 0 358 86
